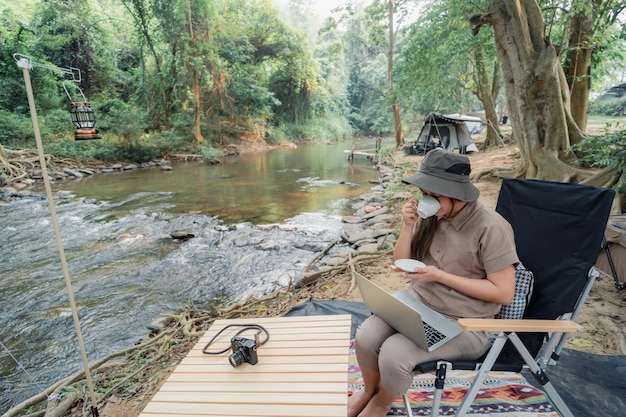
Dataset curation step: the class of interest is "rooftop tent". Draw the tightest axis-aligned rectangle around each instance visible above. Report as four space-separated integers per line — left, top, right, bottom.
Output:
446 113 483 134
405 112 479 155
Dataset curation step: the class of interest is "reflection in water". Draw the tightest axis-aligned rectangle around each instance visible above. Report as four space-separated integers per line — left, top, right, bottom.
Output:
0 138 383 413
55 141 378 223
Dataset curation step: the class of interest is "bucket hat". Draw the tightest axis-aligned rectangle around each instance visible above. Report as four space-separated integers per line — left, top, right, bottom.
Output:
402 148 479 202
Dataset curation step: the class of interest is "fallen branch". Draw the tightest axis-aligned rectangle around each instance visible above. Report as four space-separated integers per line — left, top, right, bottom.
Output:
44 390 82 417
347 252 357 294
303 240 337 272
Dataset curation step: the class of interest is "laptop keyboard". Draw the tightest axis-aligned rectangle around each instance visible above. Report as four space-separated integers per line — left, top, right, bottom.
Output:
424 321 447 347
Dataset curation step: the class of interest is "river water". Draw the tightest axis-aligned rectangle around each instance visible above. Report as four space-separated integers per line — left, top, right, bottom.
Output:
0 139 382 413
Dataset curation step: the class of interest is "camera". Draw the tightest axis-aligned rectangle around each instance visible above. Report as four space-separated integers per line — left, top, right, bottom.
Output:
228 336 258 367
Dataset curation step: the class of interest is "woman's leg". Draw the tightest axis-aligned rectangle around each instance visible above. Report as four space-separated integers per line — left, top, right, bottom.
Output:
358 330 492 417
348 316 396 417
356 385 397 417
347 365 380 417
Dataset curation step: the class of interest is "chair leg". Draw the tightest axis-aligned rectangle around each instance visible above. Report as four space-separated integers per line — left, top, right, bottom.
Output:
403 361 449 417
455 334 508 416
508 333 576 417
430 362 448 417
403 393 414 417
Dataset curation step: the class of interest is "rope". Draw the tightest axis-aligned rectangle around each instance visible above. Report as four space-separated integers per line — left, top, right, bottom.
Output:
0 340 61 401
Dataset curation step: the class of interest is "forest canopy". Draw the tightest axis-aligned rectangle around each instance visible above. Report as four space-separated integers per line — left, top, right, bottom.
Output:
1 0 626 188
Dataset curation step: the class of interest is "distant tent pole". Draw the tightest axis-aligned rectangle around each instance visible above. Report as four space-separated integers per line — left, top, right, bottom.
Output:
16 56 100 417
486 119 508 149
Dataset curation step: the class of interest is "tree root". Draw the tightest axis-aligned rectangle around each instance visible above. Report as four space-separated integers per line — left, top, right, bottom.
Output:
0 147 85 184
471 165 524 182
44 390 82 417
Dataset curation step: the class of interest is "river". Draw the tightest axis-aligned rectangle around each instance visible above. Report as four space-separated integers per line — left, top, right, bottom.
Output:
0 138 382 413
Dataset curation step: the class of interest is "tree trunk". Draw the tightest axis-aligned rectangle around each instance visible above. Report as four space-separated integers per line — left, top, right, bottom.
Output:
188 0 205 144
476 0 589 182
123 0 171 129
565 9 594 134
388 0 404 147
191 72 205 144
473 46 501 148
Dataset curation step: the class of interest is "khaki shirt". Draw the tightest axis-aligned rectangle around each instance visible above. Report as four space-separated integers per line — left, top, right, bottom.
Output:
410 200 519 319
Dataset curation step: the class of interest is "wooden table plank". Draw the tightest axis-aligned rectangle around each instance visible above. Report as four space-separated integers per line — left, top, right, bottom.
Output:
139 314 352 417
155 381 347 393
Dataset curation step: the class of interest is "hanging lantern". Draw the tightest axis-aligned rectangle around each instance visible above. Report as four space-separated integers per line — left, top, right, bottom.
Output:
70 101 101 140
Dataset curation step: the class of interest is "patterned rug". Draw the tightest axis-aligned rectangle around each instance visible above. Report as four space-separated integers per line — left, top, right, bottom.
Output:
347 342 559 416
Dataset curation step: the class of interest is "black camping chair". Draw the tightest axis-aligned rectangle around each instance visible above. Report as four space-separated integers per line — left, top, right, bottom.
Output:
402 178 615 417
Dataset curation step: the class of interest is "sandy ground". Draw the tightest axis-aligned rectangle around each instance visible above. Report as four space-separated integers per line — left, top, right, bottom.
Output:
64 138 626 417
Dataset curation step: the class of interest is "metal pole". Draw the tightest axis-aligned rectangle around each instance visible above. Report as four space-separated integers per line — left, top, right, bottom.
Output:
17 59 99 417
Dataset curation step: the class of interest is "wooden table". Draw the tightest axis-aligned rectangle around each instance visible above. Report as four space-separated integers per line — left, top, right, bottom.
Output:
139 314 352 417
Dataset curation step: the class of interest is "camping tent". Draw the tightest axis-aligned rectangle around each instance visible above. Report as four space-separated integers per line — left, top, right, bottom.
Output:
405 113 480 155
446 113 483 134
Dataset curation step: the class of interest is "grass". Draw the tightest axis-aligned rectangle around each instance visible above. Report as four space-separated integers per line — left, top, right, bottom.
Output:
587 115 626 128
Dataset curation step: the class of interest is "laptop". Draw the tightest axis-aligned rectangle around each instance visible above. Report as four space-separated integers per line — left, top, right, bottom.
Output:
354 272 463 352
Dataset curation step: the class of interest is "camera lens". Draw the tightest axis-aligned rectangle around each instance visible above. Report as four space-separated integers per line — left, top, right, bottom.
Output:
228 348 247 367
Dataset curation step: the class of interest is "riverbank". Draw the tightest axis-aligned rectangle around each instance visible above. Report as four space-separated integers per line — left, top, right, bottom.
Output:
2 139 625 417
0 140 299 194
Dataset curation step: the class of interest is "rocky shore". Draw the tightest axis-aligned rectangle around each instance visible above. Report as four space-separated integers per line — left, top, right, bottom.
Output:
0 157 173 198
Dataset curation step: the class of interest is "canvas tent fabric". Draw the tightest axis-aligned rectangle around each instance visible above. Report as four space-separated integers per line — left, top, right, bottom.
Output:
407 113 479 155
446 113 483 134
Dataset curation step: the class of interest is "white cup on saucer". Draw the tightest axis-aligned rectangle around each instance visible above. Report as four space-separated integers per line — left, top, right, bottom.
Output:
416 195 440 219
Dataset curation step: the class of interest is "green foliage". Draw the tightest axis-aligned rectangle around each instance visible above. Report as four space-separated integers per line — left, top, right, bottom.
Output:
396 0 494 115
588 97 626 116
0 110 36 144
265 126 289 144
197 144 225 164
376 143 396 159
94 97 149 140
275 114 352 143
42 131 186 163
543 0 626 88
326 3 392 135
0 108 74 147
570 126 626 193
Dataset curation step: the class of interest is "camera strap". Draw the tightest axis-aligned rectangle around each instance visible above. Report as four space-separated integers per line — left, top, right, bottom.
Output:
201 323 270 355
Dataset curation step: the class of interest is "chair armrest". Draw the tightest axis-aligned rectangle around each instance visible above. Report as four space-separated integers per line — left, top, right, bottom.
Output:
457 318 582 333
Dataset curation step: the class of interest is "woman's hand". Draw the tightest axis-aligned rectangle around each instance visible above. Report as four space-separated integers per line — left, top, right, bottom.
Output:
401 199 420 227
405 265 441 283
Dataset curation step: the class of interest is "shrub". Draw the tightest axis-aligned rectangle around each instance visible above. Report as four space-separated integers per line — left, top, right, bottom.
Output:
588 97 626 116
570 127 626 194
197 144 225 164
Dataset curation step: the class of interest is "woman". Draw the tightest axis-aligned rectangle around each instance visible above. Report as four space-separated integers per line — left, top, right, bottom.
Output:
349 148 518 417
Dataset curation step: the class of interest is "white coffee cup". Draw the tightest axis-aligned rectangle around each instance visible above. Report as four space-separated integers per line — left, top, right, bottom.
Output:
416 195 440 218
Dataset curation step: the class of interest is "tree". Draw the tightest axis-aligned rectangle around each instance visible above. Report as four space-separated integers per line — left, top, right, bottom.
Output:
397 1 503 148
387 0 404 147
471 0 591 181
557 0 626 133
121 0 174 129
180 0 217 144
370 0 416 146
332 0 415 139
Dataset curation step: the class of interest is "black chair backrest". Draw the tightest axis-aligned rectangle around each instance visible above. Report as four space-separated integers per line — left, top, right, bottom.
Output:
495 179 615 357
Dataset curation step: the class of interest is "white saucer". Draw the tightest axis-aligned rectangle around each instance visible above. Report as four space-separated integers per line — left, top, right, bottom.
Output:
394 259 426 272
